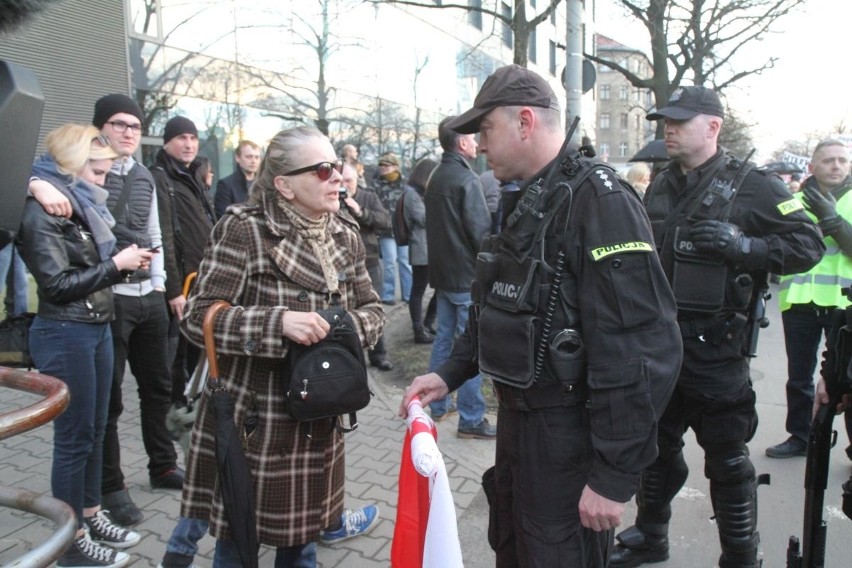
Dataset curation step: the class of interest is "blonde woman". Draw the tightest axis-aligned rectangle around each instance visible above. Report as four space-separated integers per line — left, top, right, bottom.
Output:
19 124 153 568
626 161 652 198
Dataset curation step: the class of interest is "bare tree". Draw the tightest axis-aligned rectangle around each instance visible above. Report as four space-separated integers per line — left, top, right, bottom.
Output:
370 0 563 66
240 0 367 135
586 0 804 138
130 0 235 134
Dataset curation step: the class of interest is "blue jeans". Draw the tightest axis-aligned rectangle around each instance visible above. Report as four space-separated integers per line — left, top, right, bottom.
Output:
165 516 209 558
428 290 485 429
0 244 28 315
213 538 316 568
379 237 412 302
29 318 113 529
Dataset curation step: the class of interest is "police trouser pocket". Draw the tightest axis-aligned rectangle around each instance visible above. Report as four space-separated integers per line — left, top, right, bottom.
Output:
482 465 498 551
587 358 653 438
671 226 727 313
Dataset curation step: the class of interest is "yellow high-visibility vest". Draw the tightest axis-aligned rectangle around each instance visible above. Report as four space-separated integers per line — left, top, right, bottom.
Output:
779 189 852 311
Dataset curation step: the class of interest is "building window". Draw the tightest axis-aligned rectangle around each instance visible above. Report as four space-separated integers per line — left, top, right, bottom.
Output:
468 0 482 29
599 62 610 73
600 143 610 158
635 114 641 130
600 113 610 129
600 84 610 100
549 40 557 75
619 142 628 157
620 113 628 129
529 29 537 63
501 2 512 48
619 85 629 100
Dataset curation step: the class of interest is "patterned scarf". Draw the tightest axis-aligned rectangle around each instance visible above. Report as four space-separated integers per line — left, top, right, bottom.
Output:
277 197 340 294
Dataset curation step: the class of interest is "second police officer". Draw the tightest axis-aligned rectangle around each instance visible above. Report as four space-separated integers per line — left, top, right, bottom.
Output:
610 87 824 568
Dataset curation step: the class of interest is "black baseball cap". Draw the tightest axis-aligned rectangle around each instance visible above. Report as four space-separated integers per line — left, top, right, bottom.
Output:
446 65 561 134
646 86 725 121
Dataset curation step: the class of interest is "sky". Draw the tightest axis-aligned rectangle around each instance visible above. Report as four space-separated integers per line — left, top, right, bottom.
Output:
596 0 851 160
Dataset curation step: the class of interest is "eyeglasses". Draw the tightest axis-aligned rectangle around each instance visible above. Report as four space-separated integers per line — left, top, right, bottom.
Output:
91 134 112 148
106 120 143 134
282 159 343 181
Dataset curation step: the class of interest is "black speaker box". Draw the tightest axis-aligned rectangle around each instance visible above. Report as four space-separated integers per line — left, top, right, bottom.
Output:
0 60 44 248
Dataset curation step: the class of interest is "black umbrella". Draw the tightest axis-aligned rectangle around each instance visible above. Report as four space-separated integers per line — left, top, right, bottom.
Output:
761 161 804 175
629 139 669 163
204 300 259 568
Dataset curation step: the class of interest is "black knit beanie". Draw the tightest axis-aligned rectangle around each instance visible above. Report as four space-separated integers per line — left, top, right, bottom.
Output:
92 94 144 128
163 116 198 143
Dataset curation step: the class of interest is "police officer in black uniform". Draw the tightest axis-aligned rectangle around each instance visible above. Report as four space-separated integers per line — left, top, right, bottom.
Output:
400 65 682 567
610 86 825 568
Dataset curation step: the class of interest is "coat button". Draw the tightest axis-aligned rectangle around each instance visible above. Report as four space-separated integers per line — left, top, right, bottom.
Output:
611 259 622 268
297 291 309 302
244 339 257 353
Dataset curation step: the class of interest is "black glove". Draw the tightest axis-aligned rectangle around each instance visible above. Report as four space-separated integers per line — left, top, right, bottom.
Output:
802 185 837 221
689 220 751 262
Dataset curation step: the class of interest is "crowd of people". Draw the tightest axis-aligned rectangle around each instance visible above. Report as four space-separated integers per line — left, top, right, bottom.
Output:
5 64 852 568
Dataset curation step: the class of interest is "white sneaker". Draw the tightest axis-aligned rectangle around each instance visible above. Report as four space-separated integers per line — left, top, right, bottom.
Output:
57 533 130 568
85 510 141 548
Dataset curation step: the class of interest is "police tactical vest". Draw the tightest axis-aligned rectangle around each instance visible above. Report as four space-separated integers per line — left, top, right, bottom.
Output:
475 156 621 389
646 153 755 314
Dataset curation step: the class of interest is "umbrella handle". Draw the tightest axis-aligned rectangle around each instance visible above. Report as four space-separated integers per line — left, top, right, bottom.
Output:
203 300 231 382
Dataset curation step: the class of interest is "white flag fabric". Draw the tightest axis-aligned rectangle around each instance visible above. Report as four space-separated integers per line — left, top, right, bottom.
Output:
391 398 464 568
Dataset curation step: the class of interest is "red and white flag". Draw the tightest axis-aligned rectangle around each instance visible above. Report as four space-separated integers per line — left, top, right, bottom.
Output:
391 398 463 568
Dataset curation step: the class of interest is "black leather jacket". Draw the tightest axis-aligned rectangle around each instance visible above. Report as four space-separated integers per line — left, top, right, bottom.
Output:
17 196 122 323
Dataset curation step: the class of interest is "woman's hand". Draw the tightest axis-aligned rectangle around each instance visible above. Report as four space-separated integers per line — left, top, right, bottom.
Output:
112 244 153 272
282 311 331 346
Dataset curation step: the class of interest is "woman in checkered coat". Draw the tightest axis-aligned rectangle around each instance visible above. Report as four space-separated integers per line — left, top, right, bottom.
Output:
179 126 385 566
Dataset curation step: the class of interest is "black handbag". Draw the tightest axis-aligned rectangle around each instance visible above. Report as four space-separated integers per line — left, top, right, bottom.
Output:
0 312 35 368
284 305 371 432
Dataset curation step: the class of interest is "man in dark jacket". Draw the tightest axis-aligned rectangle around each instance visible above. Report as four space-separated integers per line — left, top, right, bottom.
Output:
611 86 824 568
341 162 394 370
424 116 495 438
214 139 261 218
152 116 215 405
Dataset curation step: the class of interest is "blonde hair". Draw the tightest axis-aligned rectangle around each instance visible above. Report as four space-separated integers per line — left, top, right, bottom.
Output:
626 161 651 194
45 124 118 177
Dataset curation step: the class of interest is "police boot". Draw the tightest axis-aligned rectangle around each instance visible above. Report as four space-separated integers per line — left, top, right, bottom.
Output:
609 524 669 567
711 480 761 568
610 459 687 567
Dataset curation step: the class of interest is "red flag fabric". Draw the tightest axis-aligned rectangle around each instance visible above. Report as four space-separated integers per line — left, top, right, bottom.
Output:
391 399 463 568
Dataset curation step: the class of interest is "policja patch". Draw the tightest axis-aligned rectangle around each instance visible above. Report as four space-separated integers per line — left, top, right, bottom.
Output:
589 241 654 261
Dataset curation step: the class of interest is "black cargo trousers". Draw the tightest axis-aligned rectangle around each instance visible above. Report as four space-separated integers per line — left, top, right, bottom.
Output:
483 383 611 568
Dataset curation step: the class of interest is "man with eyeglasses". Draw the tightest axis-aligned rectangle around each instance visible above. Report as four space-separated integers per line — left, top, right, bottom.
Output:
28 93 181 527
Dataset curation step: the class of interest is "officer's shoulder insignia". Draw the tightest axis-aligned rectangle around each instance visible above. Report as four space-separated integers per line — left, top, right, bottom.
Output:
588 241 653 261
588 166 620 196
777 197 805 216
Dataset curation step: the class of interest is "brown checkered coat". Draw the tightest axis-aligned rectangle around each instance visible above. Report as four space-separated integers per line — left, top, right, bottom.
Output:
179 197 384 547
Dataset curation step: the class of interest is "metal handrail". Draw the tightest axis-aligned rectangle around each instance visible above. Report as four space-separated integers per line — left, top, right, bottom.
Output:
0 367 75 566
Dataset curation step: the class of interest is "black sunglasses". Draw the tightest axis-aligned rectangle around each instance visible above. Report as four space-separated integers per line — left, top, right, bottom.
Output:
282 159 343 181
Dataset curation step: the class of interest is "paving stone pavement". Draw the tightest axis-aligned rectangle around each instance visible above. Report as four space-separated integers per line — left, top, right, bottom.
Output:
0 299 497 567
